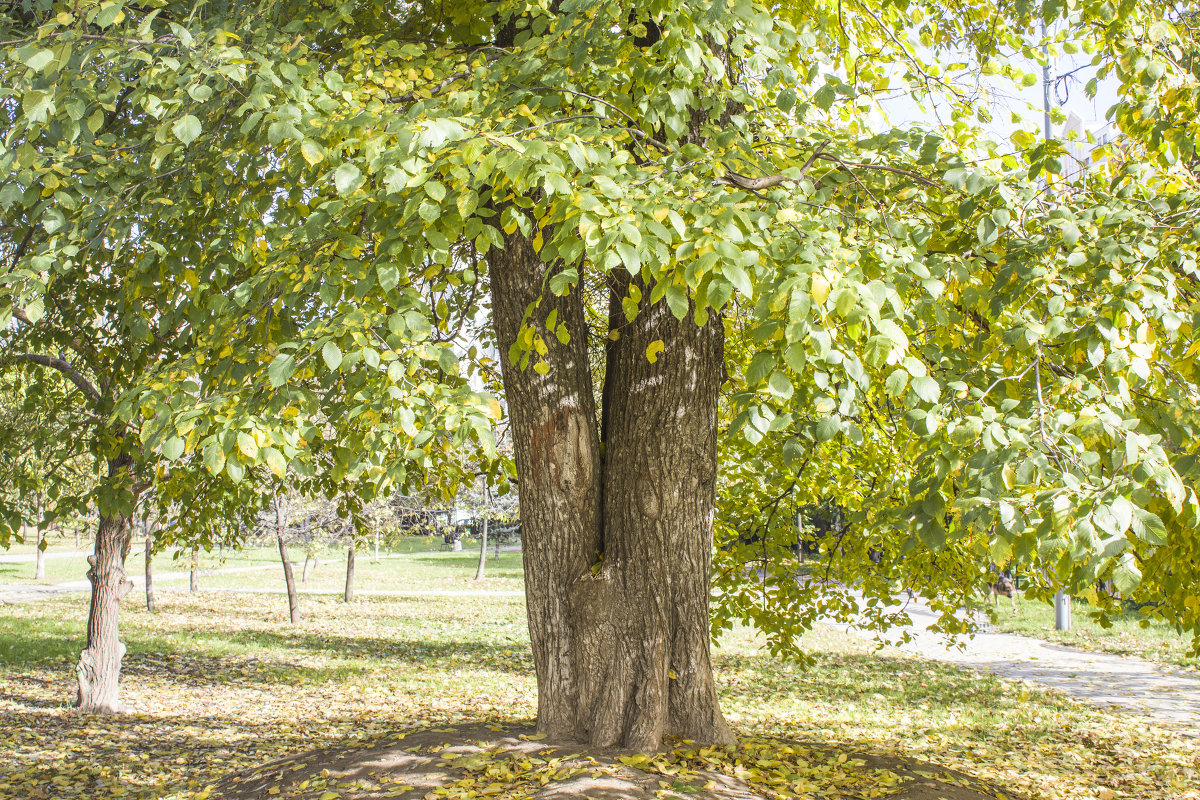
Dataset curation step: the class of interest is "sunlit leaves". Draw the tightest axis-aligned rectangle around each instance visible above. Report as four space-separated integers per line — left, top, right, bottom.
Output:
172 115 201 145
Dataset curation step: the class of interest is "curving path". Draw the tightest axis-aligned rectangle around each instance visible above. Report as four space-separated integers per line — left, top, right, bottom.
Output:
831 596 1200 737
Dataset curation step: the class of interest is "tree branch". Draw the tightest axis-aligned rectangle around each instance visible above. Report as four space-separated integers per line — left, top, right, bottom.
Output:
8 353 103 405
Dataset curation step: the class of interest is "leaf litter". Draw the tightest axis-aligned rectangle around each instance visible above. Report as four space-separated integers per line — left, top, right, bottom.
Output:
0 591 1196 800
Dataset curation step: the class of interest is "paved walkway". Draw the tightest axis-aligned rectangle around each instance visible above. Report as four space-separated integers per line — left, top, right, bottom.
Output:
0 549 93 563
831 596 1200 737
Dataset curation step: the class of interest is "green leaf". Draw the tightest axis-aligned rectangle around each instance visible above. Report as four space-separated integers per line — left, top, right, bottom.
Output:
237 432 259 460
334 163 362 195
300 139 325 165
723 264 753 299
172 115 202 145
911 376 940 404
323 341 343 371
22 297 44 325
1060 221 1081 247
203 442 226 475
767 371 793 400
864 335 893 368
816 416 839 442
161 436 185 461
268 353 295 388
665 285 689 320
22 49 55 72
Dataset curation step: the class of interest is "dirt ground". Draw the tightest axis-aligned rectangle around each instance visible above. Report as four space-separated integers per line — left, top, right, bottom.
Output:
216 723 1021 800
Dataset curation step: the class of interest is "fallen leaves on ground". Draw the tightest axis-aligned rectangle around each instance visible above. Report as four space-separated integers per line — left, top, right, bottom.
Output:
0 588 1197 800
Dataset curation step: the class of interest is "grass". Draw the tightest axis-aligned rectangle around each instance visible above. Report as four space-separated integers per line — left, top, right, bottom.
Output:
0 553 1196 800
989 593 1199 670
0 536 466 588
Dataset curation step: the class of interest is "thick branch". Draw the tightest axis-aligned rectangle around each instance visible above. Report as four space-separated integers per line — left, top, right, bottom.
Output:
8 353 103 405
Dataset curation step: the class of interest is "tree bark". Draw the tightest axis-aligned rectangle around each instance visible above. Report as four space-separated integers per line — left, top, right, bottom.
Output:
488 225 604 740
275 501 301 623
144 525 156 612
34 533 45 580
189 544 199 592
75 456 136 714
487 223 732 751
584 275 732 749
33 494 46 579
475 517 489 581
344 544 356 603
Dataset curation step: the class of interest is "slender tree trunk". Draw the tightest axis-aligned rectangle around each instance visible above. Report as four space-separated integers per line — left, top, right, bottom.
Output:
34 534 45 580
189 545 199 592
373 531 379 563
32 494 46 579
144 525 156 612
475 517 489 580
487 224 732 751
344 544 356 602
275 502 301 623
302 554 311 583
75 456 136 714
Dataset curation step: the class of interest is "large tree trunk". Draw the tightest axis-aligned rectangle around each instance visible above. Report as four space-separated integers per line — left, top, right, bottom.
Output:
344 544 355 603
486 226 731 751
475 517 489 581
144 524 156 612
275 502 301 623
75 456 136 714
584 274 732 748
488 226 604 740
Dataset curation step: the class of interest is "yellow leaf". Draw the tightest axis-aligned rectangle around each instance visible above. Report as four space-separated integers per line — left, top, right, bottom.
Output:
318 792 340 800
646 339 665 364
810 274 830 305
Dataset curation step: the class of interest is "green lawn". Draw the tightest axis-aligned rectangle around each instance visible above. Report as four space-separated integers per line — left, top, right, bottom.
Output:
0 551 1196 800
0 536 470 588
990 593 1199 670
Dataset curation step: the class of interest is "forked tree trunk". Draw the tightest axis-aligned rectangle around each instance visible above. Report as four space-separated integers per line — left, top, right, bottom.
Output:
487 228 732 751
344 544 356 603
75 456 137 714
475 517 489 581
275 503 301 623
189 545 199 592
144 526 156 612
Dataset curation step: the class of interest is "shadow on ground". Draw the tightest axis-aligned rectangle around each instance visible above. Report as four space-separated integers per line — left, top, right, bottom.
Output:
216 723 1020 800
